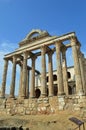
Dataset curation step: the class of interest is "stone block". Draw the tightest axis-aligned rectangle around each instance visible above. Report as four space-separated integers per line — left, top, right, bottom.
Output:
43 100 49 103
24 103 28 108
59 106 64 110
33 107 37 111
22 127 29 130
29 107 33 111
31 103 35 108
51 107 55 113
31 110 37 115
80 96 86 99
24 99 29 104
17 107 24 114
37 98 43 103
75 95 80 99
37 107 41 112
74 107 80 111
41 106 47 111
73 104 81 111
7 109 11 114
45 103 50 107
0 105 5 109
26 110 31 115
29 104 32 107
58 98 65 102
78 99 83 103
74 99 78 104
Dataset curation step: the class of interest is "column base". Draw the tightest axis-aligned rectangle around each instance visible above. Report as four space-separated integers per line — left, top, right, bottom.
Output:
41 93 47 98
30 96 35 99
0 96 5 99
58 92 65 97
9 95 15 99
49 94 54 97
20 96 27 99
76 90 85 96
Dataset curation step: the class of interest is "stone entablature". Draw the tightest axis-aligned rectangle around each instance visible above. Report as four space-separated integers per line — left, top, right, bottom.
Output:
19 29 50 47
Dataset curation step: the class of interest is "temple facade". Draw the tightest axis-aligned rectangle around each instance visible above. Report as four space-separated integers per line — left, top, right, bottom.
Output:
1 29 86 98
0 29 86 115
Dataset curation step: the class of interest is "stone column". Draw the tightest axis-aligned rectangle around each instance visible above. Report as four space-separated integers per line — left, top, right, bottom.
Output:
21 52 28 98
18 64 23 98
26 69 30 98
55 42 65 96
9 56 17 98
41 46 47 97
62 47 68 95
82 54 86 94
47 51 54 96
30 56 36 98
71 37 84 95
0 59 8 98
79 52 86 94
84 58 86 83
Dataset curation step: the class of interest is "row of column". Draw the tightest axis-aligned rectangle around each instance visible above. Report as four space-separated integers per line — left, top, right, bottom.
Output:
0 37 86 98
71 38 86 95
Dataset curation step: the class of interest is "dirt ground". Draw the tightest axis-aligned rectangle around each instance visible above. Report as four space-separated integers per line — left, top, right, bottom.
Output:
0 111 86 130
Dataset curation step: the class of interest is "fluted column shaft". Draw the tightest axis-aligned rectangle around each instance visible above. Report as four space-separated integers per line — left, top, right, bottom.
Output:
30 57 36 98
41 46 47 97
55 42 65 95
22 52 28 98
18 65 23 98
26 69 29 98
62 47 68 95
48 51 54 96
71 38 83 95
10 56 17 98
82 54 86 94
1 59 8 98
79 52 86 94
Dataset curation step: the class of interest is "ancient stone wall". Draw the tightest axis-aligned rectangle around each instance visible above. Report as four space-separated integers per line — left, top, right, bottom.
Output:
0 96 86 116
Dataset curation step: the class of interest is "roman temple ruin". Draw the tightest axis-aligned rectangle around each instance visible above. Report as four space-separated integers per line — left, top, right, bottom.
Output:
0 29 86 115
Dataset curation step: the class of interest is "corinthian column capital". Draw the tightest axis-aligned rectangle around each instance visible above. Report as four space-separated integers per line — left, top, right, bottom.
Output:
31 55 37 61
23 51 28 59
70 37 77 46
13 55 17 63
55 41 62 49
41 45 46 54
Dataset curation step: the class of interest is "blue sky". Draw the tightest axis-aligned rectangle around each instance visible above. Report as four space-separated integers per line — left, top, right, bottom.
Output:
0 0 86 94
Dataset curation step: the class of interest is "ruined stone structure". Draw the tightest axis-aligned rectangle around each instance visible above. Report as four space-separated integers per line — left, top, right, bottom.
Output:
35 66 76 98
0 29 86 115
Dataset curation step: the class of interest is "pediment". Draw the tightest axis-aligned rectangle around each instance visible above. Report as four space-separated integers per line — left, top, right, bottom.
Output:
19 29 51 47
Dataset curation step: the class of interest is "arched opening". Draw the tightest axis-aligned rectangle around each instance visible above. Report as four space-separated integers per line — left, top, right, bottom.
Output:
67 72 71 79
53 74 57 81
26 29 45 39
35 89 41 98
